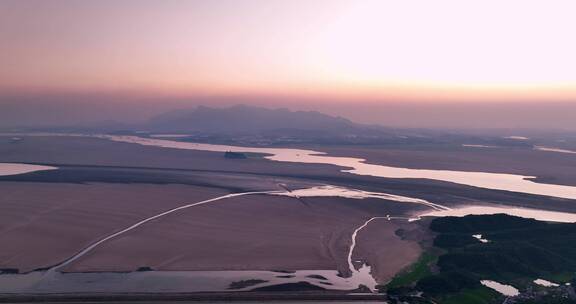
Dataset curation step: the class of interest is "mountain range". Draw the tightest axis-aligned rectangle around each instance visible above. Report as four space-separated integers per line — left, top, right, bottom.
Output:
146 105 364 134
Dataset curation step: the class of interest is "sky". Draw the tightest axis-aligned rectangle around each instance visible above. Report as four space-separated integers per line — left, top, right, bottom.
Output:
1 0 575 129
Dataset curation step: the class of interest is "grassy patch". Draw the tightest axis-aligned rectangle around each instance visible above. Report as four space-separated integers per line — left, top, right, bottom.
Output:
545 272 575 284
394 215 576 302
387 252 437 289
441 287 500 304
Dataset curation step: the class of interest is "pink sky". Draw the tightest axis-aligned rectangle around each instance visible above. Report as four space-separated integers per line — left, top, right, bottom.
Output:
1 0 576 102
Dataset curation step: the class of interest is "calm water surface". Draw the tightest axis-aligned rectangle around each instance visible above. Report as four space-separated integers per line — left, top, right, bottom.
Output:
102 135 576 200
480 280 519 297
0 163 57 176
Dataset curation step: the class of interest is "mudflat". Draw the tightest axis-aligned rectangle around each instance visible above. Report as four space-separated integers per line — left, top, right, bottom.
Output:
2 134 575 292
62 195 423 284
352 219 423 283
4 136 576 209
0 182 227 272
0 136 341 178
6 135 576 188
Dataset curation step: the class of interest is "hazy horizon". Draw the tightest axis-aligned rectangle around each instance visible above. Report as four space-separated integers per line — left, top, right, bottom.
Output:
1 92 576 132
1 0 575 131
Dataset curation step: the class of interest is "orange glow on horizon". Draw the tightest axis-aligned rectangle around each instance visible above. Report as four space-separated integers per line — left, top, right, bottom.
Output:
1 0 575 102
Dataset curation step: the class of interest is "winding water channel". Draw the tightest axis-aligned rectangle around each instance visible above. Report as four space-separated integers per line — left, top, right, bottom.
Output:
48 185 446 290
5 133 576 200
3 134 576 294
101 135 576 200
0 184 445 293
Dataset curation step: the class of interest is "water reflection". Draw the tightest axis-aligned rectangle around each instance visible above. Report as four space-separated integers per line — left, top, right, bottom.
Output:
102 135 576 200
422 206 576 223
0 163 57 176
480 280 519 296
534 146 576 154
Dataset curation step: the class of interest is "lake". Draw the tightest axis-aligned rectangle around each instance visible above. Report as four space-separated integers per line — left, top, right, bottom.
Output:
103 135 576 200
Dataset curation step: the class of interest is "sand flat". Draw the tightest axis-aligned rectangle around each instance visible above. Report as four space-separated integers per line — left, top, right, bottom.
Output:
352 219 422 283
0 182 227 272
0 135 341 177
63 195 360 273
63 195 423 285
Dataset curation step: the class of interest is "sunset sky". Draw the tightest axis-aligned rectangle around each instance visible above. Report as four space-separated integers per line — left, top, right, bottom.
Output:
1 0 576 102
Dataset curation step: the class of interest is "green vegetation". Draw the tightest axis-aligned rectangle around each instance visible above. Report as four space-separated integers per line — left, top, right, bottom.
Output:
516 298 576 304
386 252 437 289
430 215 576 285
546 272 576 283
441 287 499 304
387 214 576 304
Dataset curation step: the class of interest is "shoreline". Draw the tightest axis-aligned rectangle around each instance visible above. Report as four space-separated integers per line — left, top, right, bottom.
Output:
0 292 387 303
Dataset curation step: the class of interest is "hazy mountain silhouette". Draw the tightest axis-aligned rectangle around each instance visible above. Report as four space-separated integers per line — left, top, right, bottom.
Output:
147 105 367 135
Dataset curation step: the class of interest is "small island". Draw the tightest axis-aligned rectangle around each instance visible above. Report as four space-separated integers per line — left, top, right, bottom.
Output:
224 151 247 159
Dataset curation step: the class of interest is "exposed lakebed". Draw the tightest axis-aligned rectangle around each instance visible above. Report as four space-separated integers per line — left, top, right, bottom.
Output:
5 133 576 200
1 184 575 294
3 134 576 295
101 135 576 200
0 185 429 294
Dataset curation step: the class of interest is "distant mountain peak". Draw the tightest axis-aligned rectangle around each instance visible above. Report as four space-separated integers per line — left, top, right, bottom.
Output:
147 105 357 134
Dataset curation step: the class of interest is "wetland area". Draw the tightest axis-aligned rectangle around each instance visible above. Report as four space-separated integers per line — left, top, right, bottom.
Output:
1 133 576 303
